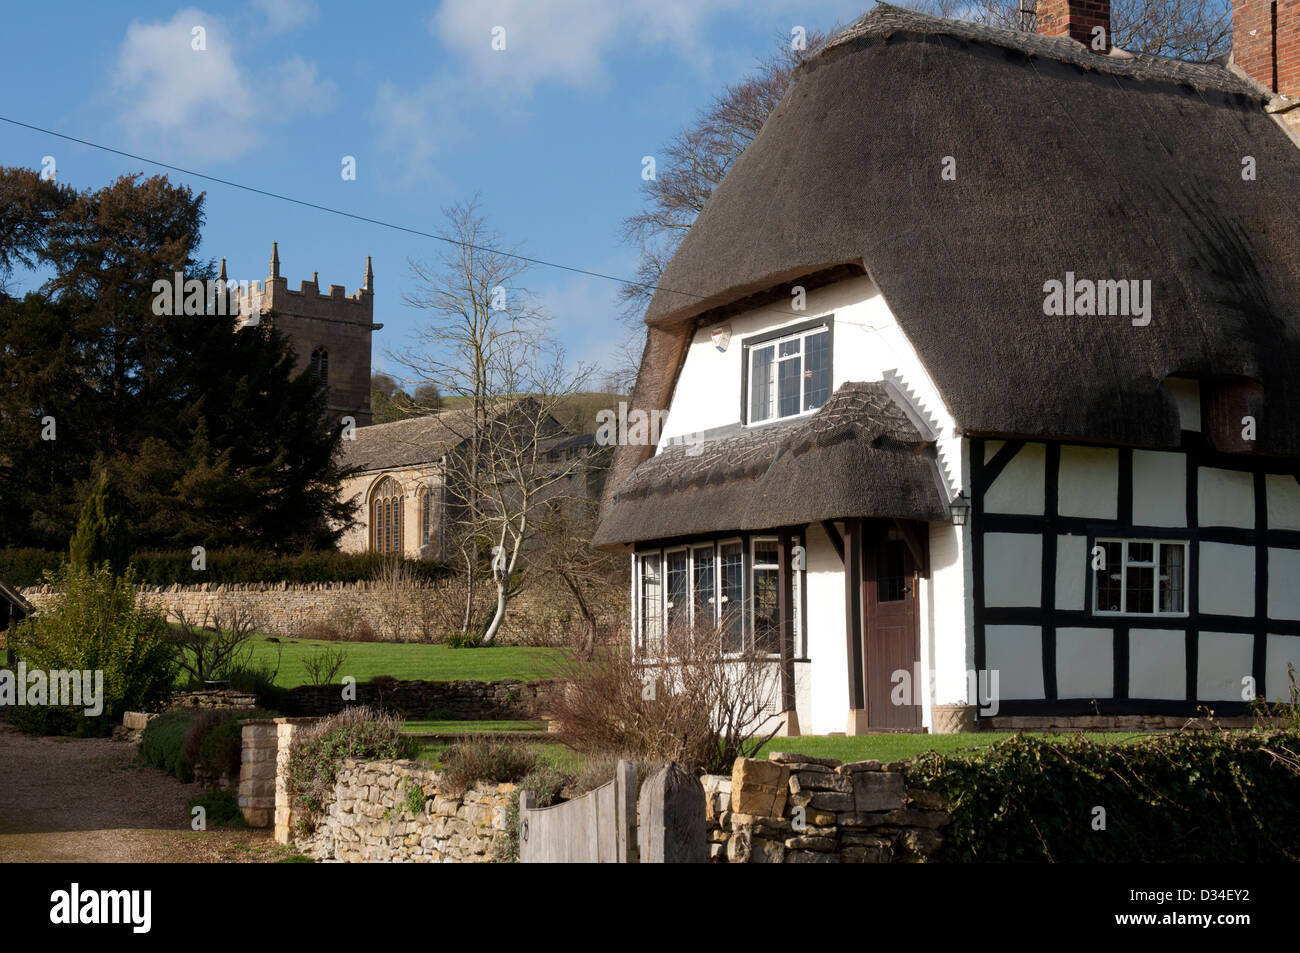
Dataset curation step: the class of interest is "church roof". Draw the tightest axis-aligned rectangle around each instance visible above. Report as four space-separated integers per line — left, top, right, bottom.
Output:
603 4 1300 532
338 409 481 472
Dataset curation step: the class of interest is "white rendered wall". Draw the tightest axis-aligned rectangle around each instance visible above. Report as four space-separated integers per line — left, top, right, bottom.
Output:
801 523 849 735
657 275 961 496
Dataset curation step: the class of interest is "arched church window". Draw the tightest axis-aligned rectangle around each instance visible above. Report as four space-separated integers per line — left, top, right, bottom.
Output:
310 347 329 387
420 486 437 546
371 477 403 554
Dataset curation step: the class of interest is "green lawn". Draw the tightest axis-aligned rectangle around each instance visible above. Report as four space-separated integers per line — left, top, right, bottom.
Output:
415 742 585 774
244 635 563 688
754 731 1159 764
403 719 548 734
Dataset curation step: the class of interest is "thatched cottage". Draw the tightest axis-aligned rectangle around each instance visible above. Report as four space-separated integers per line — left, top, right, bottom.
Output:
594 1 1300 734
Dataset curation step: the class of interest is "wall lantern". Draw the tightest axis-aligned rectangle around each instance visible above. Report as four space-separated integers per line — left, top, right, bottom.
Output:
949 495 971 526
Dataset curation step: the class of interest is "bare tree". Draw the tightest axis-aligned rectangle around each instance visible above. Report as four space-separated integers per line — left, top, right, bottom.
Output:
396 199 597 646
913 0 1232 61
618 29 831 322
170 605 261 684
394 196 548 633
533 480 626 659
446 352 595 646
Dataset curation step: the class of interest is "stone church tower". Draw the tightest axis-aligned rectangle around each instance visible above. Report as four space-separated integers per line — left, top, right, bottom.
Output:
236 243 381 426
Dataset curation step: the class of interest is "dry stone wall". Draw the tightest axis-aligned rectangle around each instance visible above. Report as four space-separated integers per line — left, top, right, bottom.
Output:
20 578 626 646
702 752 951 863
300 758 513 863
279 677 559 720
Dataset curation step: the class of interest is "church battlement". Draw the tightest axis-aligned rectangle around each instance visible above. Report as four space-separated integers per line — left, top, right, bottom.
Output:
236 242 379 330
234 242 380 426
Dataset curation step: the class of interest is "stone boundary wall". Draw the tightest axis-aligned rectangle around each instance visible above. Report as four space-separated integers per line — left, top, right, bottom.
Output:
20 578 627 646
702 751 951 863
299 758 513 863
279 677 560 720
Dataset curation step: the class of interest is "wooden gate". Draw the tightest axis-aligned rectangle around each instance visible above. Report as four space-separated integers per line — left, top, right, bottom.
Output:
519 760 637 863
519 761 707 863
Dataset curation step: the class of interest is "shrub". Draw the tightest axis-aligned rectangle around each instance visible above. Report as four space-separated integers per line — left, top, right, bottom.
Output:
444 631 483 649
7 564 176 736
141 711 197 782
547 623 782 774
188 790 246 829
184 708 278 781
906 729 1300 862
439 737 538 794
403 778 426 816
301 646 348 686
170 606 261 685
285 706 417 834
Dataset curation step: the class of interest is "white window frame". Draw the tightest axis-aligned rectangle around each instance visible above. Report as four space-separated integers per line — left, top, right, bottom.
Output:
746 324 831 426
1091 537 1190 618
635 536 801 660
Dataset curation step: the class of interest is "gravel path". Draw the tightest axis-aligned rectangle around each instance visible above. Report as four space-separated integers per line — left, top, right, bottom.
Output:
0 722 295 862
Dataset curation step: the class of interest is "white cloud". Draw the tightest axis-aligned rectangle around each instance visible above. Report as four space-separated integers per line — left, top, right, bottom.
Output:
276 56 335 112
429 0 746 97
109 9 332 161
250 0 318 33
373 78 466 181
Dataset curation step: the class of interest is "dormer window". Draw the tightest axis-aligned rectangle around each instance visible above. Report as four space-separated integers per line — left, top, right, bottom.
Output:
743 321 832 425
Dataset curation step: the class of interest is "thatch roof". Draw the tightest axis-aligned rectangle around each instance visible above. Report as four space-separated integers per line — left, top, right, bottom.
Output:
601 4 1300 538
593 383 948 546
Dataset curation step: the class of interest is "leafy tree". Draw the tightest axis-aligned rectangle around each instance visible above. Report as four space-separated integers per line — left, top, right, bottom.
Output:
0 168 355 551
68 470 131 576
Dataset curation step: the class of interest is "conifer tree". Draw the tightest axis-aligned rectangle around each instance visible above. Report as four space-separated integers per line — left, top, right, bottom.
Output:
69 471 131 576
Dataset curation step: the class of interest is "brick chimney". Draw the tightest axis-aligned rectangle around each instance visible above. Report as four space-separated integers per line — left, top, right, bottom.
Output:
1036 0 1112 54
1233 0 1300 97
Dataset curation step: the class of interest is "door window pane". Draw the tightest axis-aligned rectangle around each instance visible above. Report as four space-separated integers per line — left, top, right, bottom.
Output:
877 538 907 602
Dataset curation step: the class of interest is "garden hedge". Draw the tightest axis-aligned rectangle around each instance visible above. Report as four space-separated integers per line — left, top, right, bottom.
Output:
905 729 1300 862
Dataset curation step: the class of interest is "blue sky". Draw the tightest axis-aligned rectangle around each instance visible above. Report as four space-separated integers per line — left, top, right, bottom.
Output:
0 0 868 384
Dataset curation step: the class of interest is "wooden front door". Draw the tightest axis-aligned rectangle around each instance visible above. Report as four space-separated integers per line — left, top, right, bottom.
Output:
864 524 921 730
